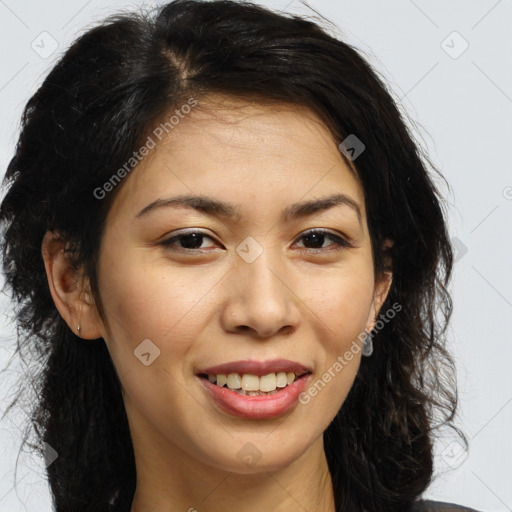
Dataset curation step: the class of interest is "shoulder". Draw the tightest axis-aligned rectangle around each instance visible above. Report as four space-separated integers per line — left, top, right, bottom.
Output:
406 499 482 512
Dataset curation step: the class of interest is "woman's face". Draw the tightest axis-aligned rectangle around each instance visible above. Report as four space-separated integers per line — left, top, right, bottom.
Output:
92 97 391 474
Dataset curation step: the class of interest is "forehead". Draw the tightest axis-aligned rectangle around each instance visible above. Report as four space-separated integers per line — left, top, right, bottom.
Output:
157 96 343 159
106 96 366 223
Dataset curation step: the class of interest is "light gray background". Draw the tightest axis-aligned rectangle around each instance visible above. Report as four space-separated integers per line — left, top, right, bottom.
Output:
0 1 511 511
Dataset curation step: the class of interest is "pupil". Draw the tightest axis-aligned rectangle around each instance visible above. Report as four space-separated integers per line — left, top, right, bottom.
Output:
181 233 203 249
304 233 324 249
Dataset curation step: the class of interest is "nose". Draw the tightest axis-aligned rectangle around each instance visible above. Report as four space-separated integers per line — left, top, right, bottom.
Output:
220 246 301 339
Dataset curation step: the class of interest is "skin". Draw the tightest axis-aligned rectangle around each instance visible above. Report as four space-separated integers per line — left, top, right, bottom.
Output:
42 96 392 512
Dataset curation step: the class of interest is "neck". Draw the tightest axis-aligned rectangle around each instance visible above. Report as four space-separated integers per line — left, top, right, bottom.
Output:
129 433 336 512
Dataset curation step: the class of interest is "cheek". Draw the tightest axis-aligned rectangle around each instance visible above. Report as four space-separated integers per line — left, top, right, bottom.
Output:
96 242 232 376
96 250 215 442
295 263 374 415
298 260 375 339
97 251 176 360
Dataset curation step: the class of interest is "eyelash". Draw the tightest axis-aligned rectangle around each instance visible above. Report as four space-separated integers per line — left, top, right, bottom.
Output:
159 228 353 254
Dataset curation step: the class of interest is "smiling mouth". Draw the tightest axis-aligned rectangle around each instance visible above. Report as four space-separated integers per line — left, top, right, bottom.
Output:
197 370 311 396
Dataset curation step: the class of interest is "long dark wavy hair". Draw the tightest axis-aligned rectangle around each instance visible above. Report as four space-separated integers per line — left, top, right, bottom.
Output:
0 1 466 511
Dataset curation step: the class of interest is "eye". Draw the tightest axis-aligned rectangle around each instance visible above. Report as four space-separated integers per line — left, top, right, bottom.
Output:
159 230 218 252
293 229 353 252
159 228 352 254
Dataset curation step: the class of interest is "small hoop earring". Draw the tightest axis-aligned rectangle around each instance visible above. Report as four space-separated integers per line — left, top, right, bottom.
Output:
362 331 373 357
77 324 81 336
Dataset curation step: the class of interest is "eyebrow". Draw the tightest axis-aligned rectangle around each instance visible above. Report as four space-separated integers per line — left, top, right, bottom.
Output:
135 193 362 225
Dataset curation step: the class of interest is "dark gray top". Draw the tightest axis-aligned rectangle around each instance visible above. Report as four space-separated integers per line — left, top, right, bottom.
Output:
407 499 481 511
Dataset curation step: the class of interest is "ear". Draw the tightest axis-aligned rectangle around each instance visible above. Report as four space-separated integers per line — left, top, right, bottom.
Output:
41 230 103 340
366 238 394 332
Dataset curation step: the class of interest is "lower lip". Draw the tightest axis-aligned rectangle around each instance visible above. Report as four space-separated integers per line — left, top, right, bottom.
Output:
197 373 312 420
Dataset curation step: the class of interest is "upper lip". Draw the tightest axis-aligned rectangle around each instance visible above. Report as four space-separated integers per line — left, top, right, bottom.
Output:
196 358 312 377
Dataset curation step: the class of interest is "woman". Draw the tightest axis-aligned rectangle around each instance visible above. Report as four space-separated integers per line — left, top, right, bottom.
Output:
0 1 481 511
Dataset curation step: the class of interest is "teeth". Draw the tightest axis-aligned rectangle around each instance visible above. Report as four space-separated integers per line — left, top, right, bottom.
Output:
276 372 288 388
227 373 242 389
207 371 300 392
259 373 276 392
241 374 260 391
